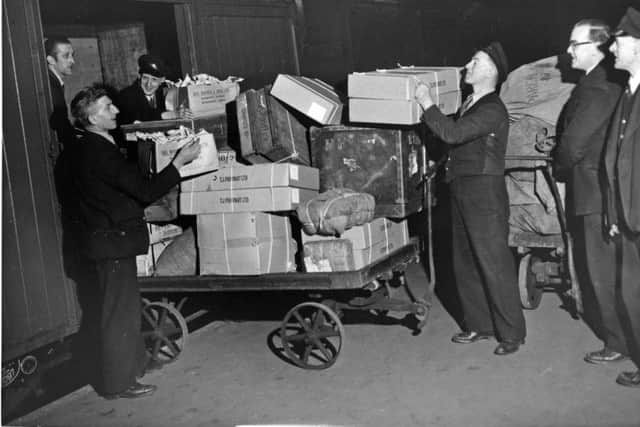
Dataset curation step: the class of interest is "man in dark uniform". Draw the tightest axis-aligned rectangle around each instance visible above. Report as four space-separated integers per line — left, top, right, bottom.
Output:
604 6 640 388
45 36 76 148
415 42 526 356
70 86 200 399
554 20 627 365
117 53 177 125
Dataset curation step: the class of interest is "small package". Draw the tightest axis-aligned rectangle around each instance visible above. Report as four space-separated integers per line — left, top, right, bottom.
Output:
270 74 343 125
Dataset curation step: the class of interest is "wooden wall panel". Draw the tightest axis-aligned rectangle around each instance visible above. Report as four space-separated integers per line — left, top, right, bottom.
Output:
3 0 79 362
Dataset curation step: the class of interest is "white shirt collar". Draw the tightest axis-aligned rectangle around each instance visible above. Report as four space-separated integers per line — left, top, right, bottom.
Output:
629 72 640 94
48 66 65 86
585 63 598 76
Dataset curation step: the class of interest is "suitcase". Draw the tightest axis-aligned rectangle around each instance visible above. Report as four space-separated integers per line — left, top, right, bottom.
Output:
236 87 310 165
310 126 425 218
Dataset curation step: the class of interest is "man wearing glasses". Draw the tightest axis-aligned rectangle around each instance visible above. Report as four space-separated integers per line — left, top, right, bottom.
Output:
604 6 640 388
554 20 626 365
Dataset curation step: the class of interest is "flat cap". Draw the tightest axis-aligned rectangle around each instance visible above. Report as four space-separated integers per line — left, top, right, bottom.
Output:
614 6 640 38
481 41 509 85
138 54 167 78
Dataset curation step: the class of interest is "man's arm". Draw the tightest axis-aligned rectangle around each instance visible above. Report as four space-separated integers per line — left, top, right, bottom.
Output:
421 101 506 145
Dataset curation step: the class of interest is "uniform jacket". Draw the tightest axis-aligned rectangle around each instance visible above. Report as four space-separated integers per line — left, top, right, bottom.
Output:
74 131 180 259
604 87 640 233
48 70 76 148
554 64 622 216
117 80 166 125
422 91 509 182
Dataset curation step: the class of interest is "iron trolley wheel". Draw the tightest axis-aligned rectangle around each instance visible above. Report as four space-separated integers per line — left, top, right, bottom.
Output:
518 253 544 310
141 300 188 363
280 302 345 370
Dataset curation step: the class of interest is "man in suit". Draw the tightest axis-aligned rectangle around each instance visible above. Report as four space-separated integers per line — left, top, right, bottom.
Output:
70 85 200 399
415 42 526 356
554 20 627 365
117 54 176 125
45 36 76 148
604 6 640 388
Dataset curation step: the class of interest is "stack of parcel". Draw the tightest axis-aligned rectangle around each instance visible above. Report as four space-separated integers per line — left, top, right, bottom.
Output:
127 65 460 276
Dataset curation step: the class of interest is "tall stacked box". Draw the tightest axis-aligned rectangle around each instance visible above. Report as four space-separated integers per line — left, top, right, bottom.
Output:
197 212 296 275
180 163 319 214
348 67 462 124
302 217 410 272
310 126 425 218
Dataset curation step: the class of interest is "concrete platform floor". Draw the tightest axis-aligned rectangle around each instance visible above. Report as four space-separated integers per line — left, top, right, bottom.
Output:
11 262 639 427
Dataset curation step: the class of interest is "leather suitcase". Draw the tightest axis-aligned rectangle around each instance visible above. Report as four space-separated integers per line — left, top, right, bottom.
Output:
236 88 272 164
264 90 310 165
310 126 425 218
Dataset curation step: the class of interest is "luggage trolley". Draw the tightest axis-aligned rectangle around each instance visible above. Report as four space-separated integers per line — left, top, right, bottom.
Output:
136 147 438 371
504 154 581 311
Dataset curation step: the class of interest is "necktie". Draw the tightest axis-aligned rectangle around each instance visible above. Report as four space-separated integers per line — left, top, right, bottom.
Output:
148 95 156 109
459 95 473 116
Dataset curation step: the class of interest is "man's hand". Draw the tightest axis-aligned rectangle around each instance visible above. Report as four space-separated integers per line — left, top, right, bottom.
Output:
609 224 620 237
172 138 201 169
415 82 434 110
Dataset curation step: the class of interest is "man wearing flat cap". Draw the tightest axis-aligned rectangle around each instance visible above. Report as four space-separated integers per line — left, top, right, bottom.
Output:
603 5 640 388
117 53 172 125
415 42 526 356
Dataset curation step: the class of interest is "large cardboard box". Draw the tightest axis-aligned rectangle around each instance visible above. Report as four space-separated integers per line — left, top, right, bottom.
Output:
180 187 317 214
310 126 425 218
181 163 319 193
165 81 240 117
301 217 408 249
196 212 292 248
349 91 461 124
348 67 461 100
270 74 343 125
199 238 297 275
302 223 410 272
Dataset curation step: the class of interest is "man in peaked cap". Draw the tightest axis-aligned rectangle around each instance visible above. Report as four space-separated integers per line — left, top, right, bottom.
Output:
415 42 526 356
603 5 640 388
117 53 172 124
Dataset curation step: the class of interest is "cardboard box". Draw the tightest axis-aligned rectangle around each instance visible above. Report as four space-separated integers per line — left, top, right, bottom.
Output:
302 218 408 249
270 74 343 125
303 229 409 272
349 91 461 124
181 163 319 193
166 82 240 117
199 238 297 275
217 149 238 168
141 131 219 178
197 212 292 248
348 67 461 100
180 187 317 214
122 114 228 151
136 240 171 276
148 223 183 245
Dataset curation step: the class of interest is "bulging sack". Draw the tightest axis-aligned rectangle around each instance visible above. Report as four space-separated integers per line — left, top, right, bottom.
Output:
296 188 375 236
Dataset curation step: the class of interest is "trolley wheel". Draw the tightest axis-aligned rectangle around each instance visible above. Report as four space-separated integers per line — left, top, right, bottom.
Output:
518 253 543 310
141 301 188 363
280 302 345 370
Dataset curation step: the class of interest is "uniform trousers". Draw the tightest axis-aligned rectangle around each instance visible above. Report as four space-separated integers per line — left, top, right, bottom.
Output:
450 175 526 343
95 257 147 394
619 230 640 368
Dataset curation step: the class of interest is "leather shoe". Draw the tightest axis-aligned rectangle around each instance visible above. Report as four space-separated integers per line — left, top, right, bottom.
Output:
103 382 157 400
451 331 493 344
494 341 522 356
584 348 628 365
136 358 165 379
616 370 640 388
